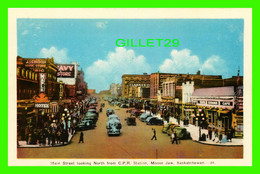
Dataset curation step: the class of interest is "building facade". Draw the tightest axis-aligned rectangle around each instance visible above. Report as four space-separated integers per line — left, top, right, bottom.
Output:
122 74 150 98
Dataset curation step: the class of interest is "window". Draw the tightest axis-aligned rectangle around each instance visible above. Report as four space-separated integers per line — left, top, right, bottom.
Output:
237 124 243 131
35 73 37 81
17 68 20 76
32 73 34 80
26 70 28 78
22 69 25 77
208 111 212 123
29 71 31 79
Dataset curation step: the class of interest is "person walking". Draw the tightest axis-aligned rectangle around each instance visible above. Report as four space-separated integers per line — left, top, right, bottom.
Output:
171 132 175 144
172 131 178 144
151 128 157 140
208 129 212 140
79 131 84 143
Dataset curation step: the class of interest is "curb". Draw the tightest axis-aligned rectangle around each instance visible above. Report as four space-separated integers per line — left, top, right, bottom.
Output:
192 139 243 147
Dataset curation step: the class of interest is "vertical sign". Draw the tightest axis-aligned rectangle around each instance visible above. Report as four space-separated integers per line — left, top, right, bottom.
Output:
39 73 46 93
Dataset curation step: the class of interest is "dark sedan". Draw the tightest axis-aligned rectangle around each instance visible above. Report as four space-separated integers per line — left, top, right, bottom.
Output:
146 117 164 125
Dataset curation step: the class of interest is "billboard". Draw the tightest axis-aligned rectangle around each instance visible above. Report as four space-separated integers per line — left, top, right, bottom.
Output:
57 64 75 78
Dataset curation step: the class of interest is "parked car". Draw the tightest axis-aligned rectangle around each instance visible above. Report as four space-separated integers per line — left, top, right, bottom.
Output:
146 117 164 125
140 113 153 122
162 123 178 133
120 104 128 108
76 120 94 130
131 109 143 117
173 127 191 140
84 112 98 124
167 124 181 136
106 109 115 117
125 116 136 126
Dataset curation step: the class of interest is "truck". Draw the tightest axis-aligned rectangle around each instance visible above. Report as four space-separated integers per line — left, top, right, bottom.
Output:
106 115 122 136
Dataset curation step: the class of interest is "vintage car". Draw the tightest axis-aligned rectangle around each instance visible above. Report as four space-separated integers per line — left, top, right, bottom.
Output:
106 117 122 136
162 123 179 134
120 104 129 108
84 112 98 124
108 114 120 121
125 116 136 126
131 109 143 117
106 109 115 117
140 113 153 122
173 127 191 140
146 117 164 125
76 120 94 130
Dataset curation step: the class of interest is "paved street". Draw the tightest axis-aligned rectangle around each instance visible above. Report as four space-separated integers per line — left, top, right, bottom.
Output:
17 98 243 159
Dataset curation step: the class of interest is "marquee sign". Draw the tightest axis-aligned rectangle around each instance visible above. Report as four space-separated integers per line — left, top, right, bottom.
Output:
57 64 75 78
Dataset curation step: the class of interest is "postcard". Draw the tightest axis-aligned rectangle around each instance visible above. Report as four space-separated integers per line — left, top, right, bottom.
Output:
8 8 252 166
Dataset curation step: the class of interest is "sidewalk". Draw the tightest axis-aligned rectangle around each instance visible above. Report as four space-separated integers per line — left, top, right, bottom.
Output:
168 117 243 146
18 131 75 148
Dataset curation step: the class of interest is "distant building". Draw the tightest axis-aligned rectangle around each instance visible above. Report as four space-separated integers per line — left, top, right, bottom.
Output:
87 89 96 95
121 73 150 98
110 83 121 96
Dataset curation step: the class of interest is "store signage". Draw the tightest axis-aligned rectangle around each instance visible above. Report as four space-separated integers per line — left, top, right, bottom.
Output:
35 103 50 108
196 100 206 104
57 64 75 78
129 83 150 87
25 59 46 72
39 73 46 93
207 101 218 105
220 101 233 106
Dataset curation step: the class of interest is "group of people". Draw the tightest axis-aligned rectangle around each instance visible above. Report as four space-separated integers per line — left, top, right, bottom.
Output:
207 128 234 143
25 127 70 146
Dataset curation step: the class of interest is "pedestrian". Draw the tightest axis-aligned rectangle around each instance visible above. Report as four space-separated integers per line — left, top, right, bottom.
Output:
213 130 218 142
151 128 157 140
219 132 223 143
79 131 84 143
51 132 56 146
227 130 232 142
171 132 175 144
208 129 212 140
172 131 178 144
26 132 29 145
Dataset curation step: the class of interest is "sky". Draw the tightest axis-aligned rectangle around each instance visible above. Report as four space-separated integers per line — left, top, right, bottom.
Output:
17 19 244 92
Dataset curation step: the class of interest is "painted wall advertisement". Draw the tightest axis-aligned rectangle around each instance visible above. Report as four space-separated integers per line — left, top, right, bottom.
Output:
57 64 75 78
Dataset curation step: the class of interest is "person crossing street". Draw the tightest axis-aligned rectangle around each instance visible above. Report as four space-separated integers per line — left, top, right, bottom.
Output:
151 128 157 140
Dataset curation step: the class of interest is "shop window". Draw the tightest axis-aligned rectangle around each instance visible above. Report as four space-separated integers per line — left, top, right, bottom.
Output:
26 70 28 78
208 111 212 123
22 69 25 77
237 124 243 131
17 68 20 76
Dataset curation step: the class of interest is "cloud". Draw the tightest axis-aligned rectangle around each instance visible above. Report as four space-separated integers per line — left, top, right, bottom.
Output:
96 21 108 29
22 30 29 35
159 49 228 76
159 49 201 74
38 46 69 63
86 47 151 92
200 55 228 76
